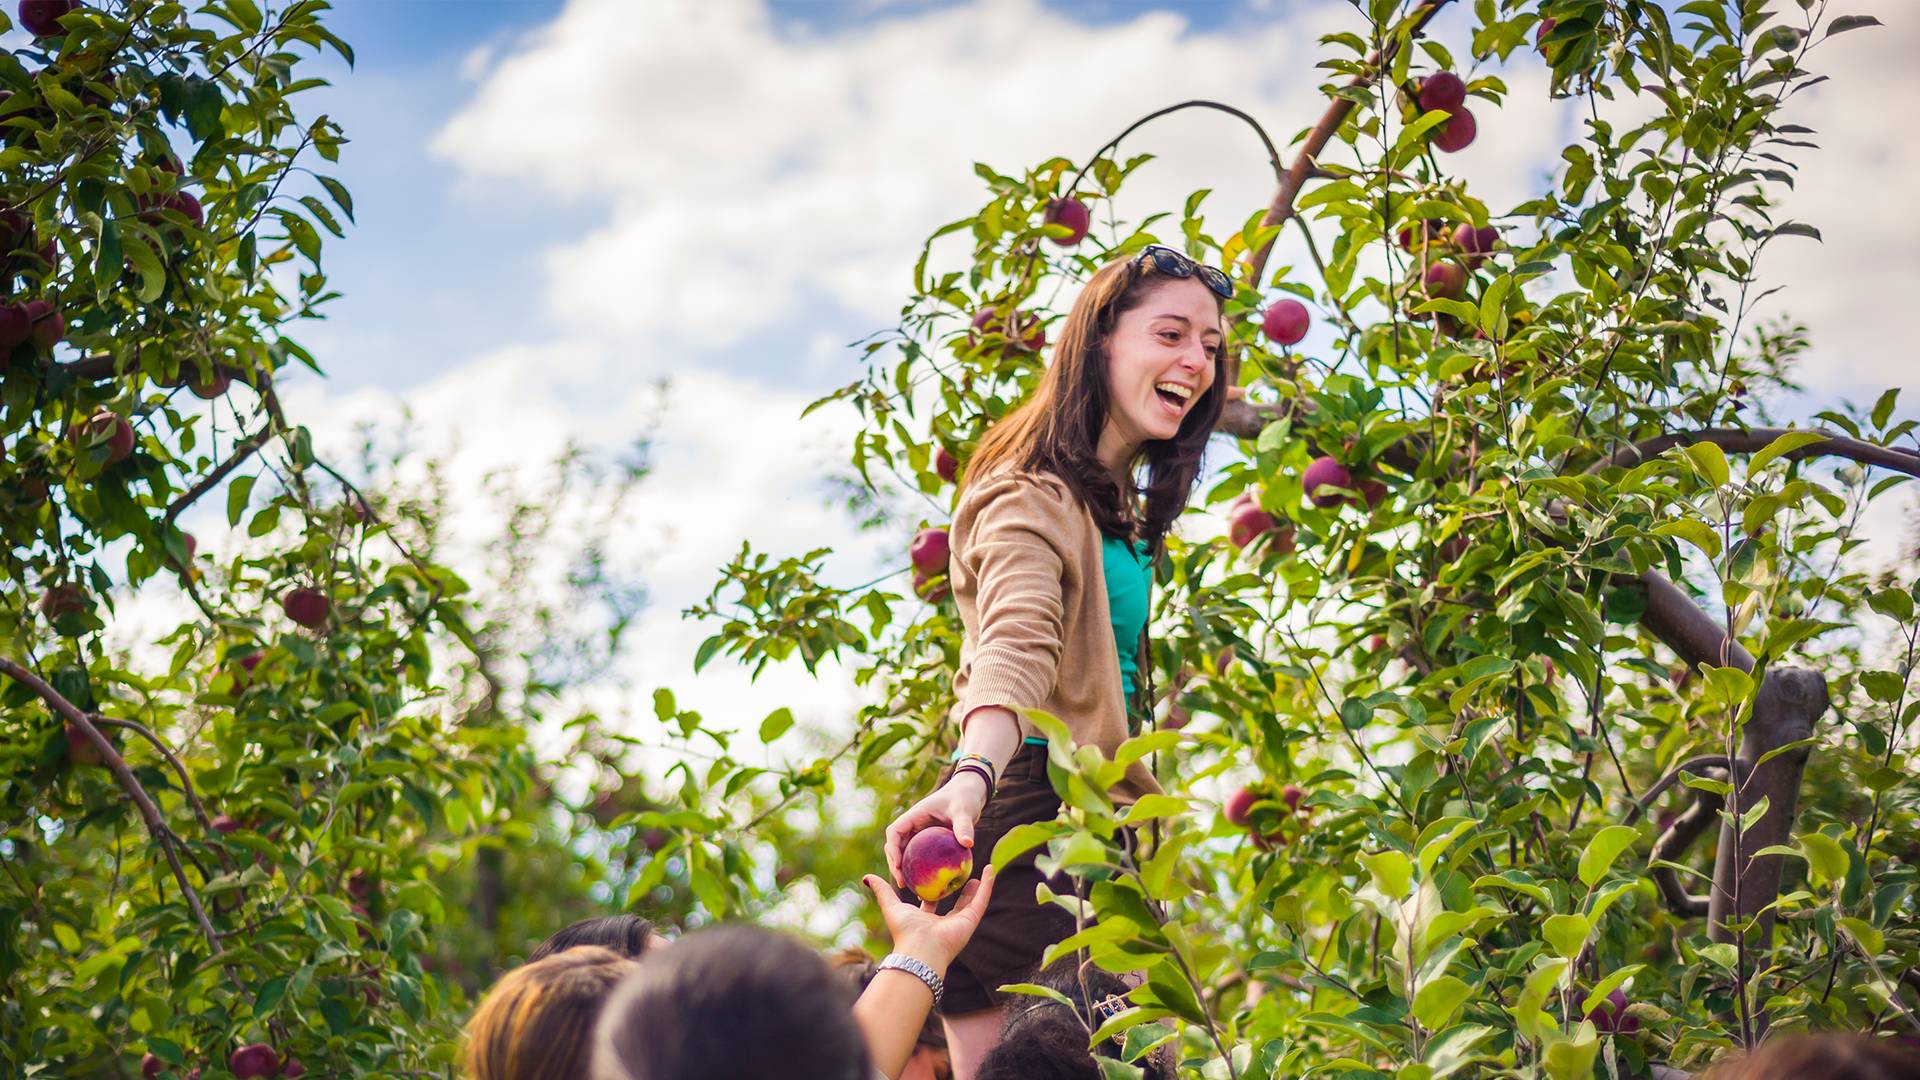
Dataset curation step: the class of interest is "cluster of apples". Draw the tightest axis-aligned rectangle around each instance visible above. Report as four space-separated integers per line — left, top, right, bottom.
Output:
1224 782 1310 850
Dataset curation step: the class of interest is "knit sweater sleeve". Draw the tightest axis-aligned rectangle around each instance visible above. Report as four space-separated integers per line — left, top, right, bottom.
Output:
952 471 1076 728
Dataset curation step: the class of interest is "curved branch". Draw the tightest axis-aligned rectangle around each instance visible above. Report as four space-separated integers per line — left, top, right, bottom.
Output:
164 426 271 525
1635 570 1757 674
1064 100 1286 204
0 657 224 953
1590 427 1920 480
1243 0 1456 286
1650 784 1720 919
87 716 232 874
1625 754 1735 827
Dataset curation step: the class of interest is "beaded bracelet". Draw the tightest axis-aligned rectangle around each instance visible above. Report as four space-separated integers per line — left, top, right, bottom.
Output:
950 762 995 804
950 751 999 787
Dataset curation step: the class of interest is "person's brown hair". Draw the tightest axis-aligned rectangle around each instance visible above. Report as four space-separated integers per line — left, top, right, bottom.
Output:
530 915 657 963
964 254 1229 553
464 945 636 1080
1699 1033 1920 1079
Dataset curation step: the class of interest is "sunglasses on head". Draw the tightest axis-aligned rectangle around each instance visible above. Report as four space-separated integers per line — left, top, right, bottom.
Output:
1133 244 1234 300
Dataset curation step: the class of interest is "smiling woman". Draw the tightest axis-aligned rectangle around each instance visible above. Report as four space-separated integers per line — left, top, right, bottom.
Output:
879 249 1230 1078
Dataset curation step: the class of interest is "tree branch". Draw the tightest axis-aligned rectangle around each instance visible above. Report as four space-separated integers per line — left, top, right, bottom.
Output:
0 658 224 954
1590 427 1920 480
164 426 272 525
87 715 233 875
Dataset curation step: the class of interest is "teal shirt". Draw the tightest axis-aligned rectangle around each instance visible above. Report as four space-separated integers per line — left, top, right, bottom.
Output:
1102 534 1153 699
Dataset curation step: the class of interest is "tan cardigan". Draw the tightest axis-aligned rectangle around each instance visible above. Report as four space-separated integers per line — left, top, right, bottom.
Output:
948 468 1161 805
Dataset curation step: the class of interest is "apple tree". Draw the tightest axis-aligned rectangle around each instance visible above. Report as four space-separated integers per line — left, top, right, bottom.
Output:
0 1 636 1075
673 0 1920 1077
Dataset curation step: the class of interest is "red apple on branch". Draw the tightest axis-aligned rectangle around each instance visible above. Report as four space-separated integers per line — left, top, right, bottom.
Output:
934 446 958 484
18 0 79 38
228 1042 279 1078
910 527 950 575
1424 261 1467 301
1303 456 1353 508
1228 501 1276 549
1261 299 1310 346
24 299 63 352
1453 223 1498 267
1224 785 1257 826
1417 71 1467 113
0 303 30 350
283 587 329 629
1433 107 1477 152
73 408 135 464
1042 197 1090 246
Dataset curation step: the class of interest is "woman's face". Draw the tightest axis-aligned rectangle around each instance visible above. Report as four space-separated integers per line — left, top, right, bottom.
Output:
1099 276 1222 462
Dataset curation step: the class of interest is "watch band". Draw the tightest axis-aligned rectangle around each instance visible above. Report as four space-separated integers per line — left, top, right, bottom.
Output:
877 952 945 1006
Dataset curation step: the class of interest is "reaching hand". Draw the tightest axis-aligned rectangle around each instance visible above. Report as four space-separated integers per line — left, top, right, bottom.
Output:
882 774 989 888
862 864 996 973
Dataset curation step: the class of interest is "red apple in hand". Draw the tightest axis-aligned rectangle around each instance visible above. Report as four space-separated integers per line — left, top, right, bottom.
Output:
910 527 950 576
1042 198 1090 246
1303 456 1353 508
901 825 972 902
1261 299 1310 346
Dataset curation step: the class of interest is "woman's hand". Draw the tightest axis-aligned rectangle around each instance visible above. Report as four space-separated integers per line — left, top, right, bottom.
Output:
882 773 989 888
862 865 996 973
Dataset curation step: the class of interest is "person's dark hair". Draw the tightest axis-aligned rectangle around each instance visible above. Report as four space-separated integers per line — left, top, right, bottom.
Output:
464 945 636 1080
976 957 1175 1080
826 945 947 1051
529 914 656 962
964 253 1229 554
598 924 869 1080
1700 1033 1920 1079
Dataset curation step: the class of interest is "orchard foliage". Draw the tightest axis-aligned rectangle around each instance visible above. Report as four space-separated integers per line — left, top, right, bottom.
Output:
0 2 676 1076
691 0 1920 1077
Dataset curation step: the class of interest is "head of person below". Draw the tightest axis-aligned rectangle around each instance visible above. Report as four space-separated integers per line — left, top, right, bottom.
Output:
975 957 1176 1080
529 914 667 963
883 246 1231 1077
589 869 993 1080
464 944 637 1080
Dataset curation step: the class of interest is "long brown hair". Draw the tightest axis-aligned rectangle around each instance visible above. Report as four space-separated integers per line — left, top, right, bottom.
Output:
965 254 1228 552
464 945 636 1080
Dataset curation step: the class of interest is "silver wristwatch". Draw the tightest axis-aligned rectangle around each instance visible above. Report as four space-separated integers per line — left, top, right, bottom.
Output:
877 952 945 1006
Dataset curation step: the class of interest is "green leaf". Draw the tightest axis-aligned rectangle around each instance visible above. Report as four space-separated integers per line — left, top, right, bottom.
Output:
1144 964 1207 1025
1542 914 1591 960
1121 794 1188 824
989 822 1060 868
1682 441 1730 487
1578 826 1639 887
1363 849 1413 899
226 473 256 527
1799 831 1848 884
1652 518 1721 560
1838 916 1884 954
121 232 166 303
1861 670 1905 703
1747 429 1829 471
1578 965 1644 1016
1543 1029 1600 1080
757 707 794 743
1413 974 1472 1031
